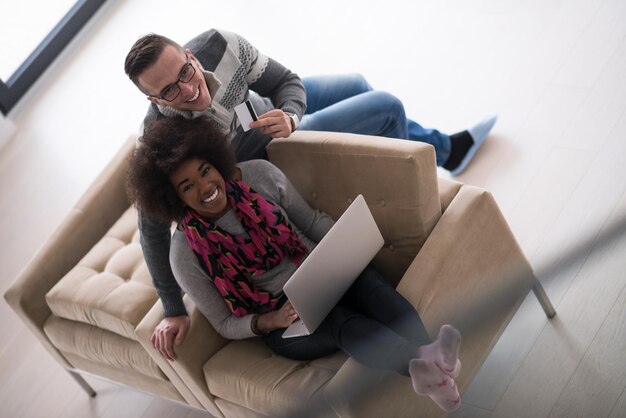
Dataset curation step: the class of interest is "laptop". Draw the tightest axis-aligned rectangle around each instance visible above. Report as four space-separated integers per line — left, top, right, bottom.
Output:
282 194 384 338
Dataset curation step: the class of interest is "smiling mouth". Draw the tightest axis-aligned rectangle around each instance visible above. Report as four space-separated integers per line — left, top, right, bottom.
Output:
186 86 200 103
203 188 219 204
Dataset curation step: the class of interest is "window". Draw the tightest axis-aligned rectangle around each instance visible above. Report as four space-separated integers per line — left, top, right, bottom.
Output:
0 0 106 115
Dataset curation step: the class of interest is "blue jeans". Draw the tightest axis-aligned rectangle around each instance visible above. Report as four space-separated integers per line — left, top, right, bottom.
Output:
300 74 452 165
262 266 431 376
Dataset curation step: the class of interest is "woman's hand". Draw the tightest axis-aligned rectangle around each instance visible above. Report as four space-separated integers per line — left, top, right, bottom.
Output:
257 300 299 333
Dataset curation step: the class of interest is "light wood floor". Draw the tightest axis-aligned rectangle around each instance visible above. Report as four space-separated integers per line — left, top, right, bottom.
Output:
1 0 625 417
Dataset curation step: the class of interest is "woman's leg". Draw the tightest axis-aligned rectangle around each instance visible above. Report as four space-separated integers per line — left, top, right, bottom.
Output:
341 266 431 346
262 304 416 375
323 305 418 375
263 280 461 411
343 266 462 411
261 323 339 362
263 266 430 371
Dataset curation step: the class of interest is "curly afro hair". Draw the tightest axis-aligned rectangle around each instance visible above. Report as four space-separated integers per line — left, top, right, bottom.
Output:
127 116 237 224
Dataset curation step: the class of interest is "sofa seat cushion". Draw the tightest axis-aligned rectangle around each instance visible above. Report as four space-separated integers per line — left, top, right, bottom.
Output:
204 339 346 416
44 315 166 380
45 207 157 340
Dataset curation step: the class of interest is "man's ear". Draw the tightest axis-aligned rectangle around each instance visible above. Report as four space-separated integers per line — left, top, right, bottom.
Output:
186 49 200 65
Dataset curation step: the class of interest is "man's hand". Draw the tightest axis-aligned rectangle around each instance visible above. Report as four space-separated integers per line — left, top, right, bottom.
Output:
150 315 190 361
250 109 292 138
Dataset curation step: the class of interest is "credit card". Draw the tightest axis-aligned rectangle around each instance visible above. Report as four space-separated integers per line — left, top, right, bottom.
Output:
234 99 258 132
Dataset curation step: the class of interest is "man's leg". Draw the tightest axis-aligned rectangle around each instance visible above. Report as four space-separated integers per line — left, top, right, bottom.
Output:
302 73 373 113
300 74 496 172
300 76 452 165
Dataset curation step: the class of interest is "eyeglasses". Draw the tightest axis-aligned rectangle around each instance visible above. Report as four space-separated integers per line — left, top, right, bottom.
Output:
151 56 196 102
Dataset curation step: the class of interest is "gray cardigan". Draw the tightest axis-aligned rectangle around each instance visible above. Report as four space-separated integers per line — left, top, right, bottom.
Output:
170 160 334 339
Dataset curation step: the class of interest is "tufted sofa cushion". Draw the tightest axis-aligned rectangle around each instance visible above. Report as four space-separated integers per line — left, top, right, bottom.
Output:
45 206 157 340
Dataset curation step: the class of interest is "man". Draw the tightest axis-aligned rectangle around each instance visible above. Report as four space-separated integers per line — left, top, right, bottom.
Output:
124 29 496 361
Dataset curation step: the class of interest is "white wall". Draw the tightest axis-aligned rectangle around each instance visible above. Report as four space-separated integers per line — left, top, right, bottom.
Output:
0 0 499 227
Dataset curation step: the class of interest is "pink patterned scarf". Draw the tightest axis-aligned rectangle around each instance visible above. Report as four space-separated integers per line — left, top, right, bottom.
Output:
180 179 307 317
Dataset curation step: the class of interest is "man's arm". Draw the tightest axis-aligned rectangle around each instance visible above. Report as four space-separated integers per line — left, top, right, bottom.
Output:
186 29 305 137
244 38 306 138
247 55 306 117
138 211 190 361
205 29 305 117
138 211 187 316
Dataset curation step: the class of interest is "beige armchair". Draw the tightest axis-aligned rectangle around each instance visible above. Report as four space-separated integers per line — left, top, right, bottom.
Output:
4 130 554 418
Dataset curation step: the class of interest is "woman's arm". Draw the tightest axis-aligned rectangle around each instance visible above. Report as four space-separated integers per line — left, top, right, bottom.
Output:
171 224 307 337
170 230 257 340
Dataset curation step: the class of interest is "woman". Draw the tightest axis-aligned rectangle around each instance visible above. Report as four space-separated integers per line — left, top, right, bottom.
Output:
127 115 463 412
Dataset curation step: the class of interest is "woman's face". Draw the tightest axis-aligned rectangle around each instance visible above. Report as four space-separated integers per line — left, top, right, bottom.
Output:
170 158 230 220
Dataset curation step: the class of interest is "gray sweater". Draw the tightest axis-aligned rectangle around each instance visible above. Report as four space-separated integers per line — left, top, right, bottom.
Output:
170 160 334 339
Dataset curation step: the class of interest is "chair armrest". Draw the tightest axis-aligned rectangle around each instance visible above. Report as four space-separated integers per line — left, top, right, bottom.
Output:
324 185 534 418
135 296 229 417
3 135 137 365
396 184 534 386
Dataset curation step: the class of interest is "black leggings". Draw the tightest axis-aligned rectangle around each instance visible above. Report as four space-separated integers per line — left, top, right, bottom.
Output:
262 266 431 376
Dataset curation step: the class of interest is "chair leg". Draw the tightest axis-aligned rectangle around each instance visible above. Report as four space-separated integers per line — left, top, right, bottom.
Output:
68 370 97 397
532 279 556 318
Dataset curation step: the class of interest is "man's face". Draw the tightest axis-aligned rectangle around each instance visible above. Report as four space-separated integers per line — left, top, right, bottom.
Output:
138 45 212 112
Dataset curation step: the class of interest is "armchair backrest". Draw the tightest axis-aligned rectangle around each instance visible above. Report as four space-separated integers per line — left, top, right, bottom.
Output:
267 131 442 286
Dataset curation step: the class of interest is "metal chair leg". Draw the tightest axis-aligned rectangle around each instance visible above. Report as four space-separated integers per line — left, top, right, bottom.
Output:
68 370 97 397
532 279 556 318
